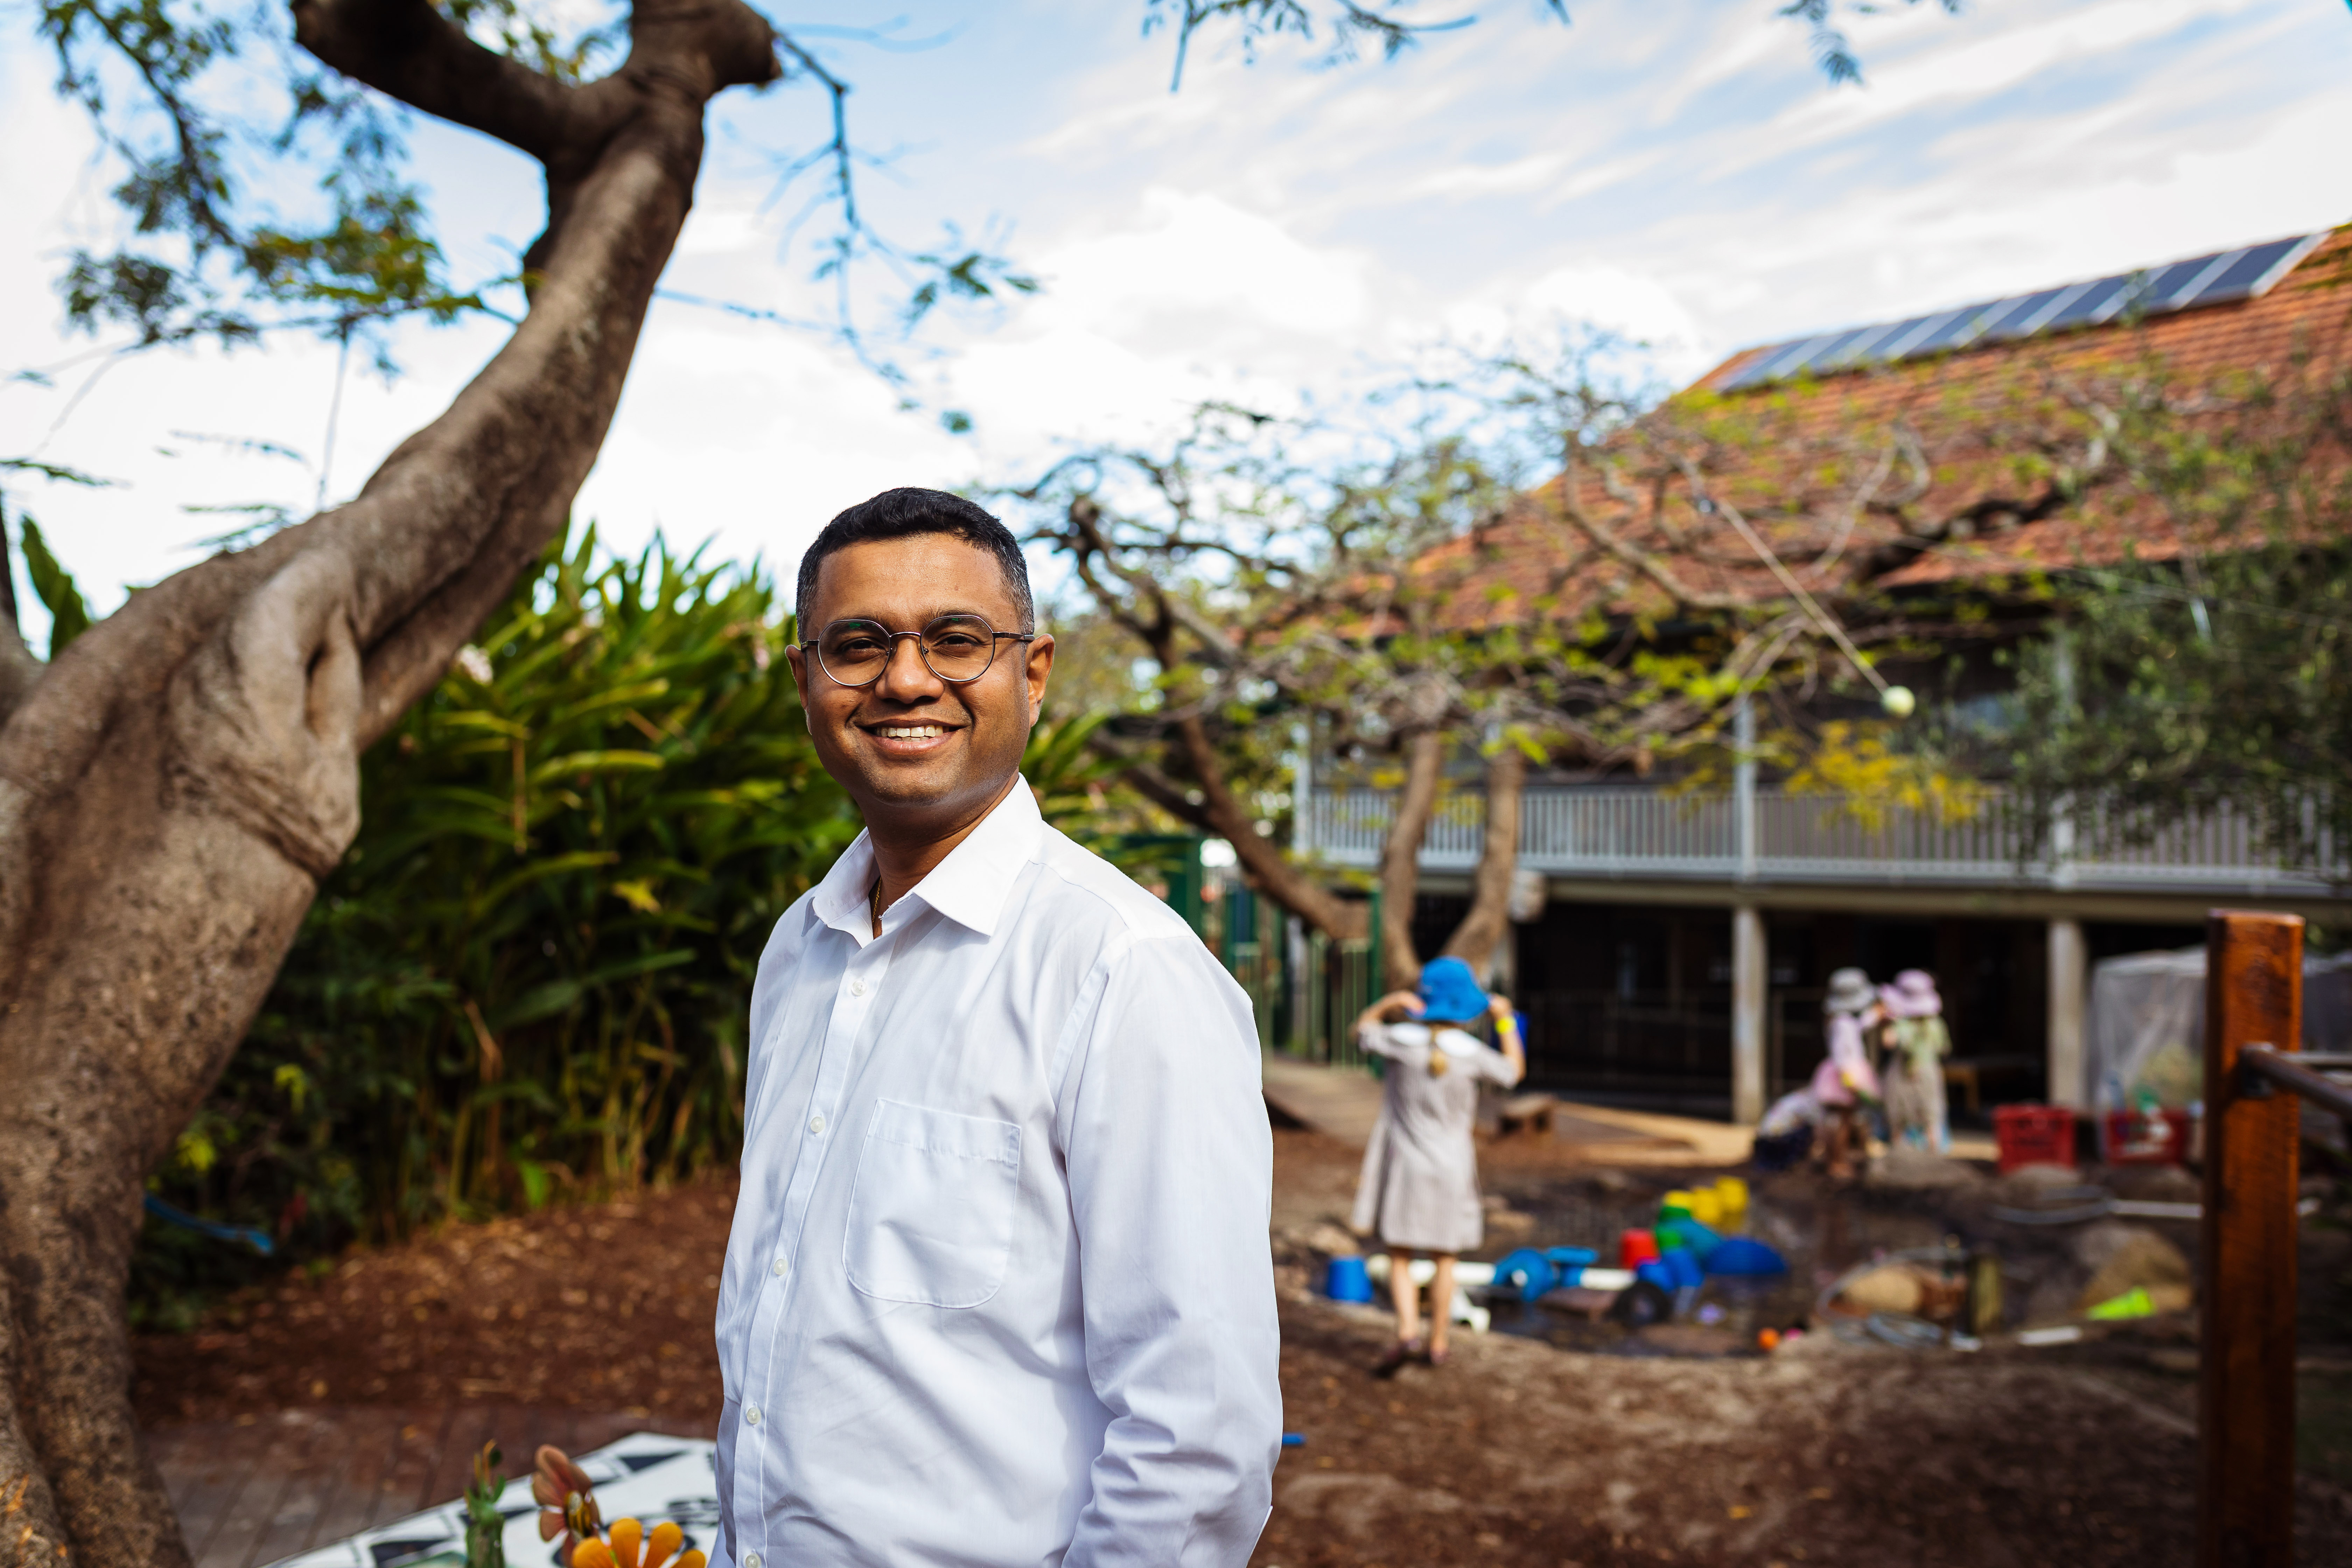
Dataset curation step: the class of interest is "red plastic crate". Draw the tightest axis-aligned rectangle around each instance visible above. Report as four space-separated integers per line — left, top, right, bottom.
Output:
1994 1104 2077 1173
2101 1108 2193 1166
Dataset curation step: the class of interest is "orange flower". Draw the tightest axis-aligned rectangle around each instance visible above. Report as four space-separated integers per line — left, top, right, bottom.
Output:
531 1445 602 1563
582 1517 704 1568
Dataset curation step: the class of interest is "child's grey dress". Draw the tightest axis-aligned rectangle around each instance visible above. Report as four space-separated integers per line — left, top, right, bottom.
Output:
1349 1021 1518 1253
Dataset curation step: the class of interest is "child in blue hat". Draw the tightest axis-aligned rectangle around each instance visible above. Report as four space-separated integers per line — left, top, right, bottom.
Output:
1348 955 1524 1372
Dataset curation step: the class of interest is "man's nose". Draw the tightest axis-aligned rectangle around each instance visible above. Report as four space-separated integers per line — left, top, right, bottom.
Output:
872 634 945 701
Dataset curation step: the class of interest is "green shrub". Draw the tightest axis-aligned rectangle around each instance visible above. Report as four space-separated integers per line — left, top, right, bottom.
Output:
134 527 856 1317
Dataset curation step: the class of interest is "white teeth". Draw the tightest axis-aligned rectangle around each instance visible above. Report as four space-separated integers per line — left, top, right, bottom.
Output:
876 725 945 738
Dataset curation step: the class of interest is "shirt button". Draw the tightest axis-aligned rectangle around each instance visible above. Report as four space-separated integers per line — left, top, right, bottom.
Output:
772 1255 789 1277
849 978 867 997
745 1555 762 1568
808 1113 826 1135
745 1405 762 1426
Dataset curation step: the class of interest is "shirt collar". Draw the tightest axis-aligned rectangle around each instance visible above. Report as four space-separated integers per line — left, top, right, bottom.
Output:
809 778 1045 942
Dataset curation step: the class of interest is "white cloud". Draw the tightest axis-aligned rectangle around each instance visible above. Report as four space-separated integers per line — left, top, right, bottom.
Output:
6 0 2349 629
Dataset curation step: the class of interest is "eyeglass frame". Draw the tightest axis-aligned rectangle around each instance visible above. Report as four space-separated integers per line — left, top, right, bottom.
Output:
798 613 1038 688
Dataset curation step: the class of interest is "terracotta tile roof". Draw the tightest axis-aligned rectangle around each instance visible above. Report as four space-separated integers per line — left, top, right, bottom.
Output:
1421 225 2352 631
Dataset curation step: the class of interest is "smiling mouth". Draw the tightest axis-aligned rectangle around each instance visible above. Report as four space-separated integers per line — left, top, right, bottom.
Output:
867 723 953 740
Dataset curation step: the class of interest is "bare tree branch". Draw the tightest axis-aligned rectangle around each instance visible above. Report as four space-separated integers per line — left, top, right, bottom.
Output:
1377 727 1444 989
1441 743 1526 980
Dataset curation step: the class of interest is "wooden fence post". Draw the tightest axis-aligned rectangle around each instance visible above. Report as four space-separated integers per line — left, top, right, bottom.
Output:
2199 909 2304 1568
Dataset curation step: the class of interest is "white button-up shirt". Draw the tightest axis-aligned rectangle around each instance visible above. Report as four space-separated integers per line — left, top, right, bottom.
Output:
712 780 1281 1567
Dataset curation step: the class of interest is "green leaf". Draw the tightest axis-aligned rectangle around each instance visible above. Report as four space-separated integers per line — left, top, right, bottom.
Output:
528 749 665 785
471 850 620 917
17 518 93 656
485 978 581 1031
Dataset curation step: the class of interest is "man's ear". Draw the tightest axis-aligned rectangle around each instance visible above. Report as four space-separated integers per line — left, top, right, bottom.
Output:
786 642 812 715
1023 632 1055 724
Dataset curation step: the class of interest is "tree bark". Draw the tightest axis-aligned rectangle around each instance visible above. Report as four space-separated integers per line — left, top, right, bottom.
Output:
1158 715 1370 943
0 4 777 1564
1377 728 1445 990
1442 745 1528 981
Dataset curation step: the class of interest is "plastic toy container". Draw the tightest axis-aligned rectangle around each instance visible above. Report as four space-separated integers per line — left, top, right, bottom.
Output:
2100 1107 2192 1166
1655 1219 1721 1261
1324 1255 1374 1302
1619 1228 1661 1269
1705 1237 1788 1277
1714 1176 1750 1219
1994 1104 2078 1173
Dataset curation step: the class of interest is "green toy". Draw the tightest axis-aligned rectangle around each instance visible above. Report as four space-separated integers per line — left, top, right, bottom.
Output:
466 1441 507 1568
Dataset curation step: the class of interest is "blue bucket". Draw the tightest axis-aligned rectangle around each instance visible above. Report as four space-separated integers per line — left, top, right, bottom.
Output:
1325 1255 1375 1302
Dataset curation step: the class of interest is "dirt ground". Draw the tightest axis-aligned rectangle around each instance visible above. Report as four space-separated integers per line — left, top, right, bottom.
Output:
136 1128 2352 1567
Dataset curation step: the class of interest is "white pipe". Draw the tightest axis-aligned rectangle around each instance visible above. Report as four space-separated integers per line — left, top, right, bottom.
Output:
1355 1255 1492 1331
1364 1256 1494 1287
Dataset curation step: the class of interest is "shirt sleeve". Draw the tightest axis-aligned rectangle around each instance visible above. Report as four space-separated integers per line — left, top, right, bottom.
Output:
1448 1031 1523 1088
1356 1020 1411 1061
1055 932 1282 1568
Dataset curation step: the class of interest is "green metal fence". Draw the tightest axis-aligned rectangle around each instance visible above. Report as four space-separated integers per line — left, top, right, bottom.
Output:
1135 832 1377 1072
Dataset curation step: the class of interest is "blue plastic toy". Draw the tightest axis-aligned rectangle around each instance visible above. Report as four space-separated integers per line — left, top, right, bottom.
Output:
1654 1219 1722 1261
1633 1259 1676 1293
1544 1246 1598 1289
1703 1237 1790 1277
1325 1255 1376 1302
1661 1247 1706 1289
1490 1247 1556 1302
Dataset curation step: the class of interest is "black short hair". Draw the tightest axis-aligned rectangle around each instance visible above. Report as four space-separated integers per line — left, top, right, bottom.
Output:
795 488 1034 634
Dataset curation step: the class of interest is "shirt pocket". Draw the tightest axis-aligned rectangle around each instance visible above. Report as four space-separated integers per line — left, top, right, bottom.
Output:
843 1098 1023 1309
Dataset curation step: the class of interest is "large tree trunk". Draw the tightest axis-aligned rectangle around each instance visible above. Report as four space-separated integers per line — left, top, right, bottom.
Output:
0 4 776 1563
1118 716 1372 943
1442 745 1528 981
1377 728 1445 990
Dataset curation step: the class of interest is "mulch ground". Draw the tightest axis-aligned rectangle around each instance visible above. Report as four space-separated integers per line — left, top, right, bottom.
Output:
135 1130 2352 1567
134 1183 738 1428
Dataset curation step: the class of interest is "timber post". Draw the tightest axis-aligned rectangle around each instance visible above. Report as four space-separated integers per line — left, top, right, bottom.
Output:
2197 909 2303 1568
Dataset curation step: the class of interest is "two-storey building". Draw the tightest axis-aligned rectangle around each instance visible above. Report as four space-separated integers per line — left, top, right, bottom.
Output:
1291 227 2351 1123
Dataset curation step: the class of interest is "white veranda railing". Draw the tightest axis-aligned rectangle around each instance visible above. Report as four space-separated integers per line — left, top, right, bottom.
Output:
1299 785 2341 896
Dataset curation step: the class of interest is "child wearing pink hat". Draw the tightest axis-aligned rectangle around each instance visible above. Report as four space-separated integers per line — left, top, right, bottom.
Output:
1878 969 1951 1153
1811 967 1882 1179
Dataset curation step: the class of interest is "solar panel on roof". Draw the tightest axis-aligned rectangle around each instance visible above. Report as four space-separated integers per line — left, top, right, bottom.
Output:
1806 325 1885 373
1710 231 2323 392
2146 252 2232 310
1871 311 1952 361
2040 274 2132 334
1902 303 2001 358
1978 286 2068 345
2185 235 2313 306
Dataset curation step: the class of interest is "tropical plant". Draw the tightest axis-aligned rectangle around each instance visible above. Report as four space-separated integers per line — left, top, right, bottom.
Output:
133 527 854 1318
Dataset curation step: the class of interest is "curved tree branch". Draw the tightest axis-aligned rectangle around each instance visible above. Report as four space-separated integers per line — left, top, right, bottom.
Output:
1441 743 1526 979
0 3 780 1561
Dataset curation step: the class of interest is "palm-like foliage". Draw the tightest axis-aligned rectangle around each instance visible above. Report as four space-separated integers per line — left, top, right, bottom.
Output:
136 527 854 1316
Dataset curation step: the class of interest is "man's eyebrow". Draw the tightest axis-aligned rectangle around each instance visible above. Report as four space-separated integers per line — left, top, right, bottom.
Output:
827 605 1003 625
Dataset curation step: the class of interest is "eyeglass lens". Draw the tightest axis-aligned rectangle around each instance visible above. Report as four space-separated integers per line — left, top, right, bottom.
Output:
818 615 1002 685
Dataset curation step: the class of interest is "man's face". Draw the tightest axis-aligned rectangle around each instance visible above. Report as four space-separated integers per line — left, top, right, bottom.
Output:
788 534 1053 836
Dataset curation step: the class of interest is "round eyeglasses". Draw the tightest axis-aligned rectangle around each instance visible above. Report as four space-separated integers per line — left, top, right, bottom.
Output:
802 614 1036 688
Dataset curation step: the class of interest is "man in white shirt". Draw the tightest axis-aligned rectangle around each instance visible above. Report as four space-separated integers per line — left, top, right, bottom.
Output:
712 488 1281 1567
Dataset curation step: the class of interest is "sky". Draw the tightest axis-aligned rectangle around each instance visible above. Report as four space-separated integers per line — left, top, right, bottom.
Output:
4 0 2351 649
